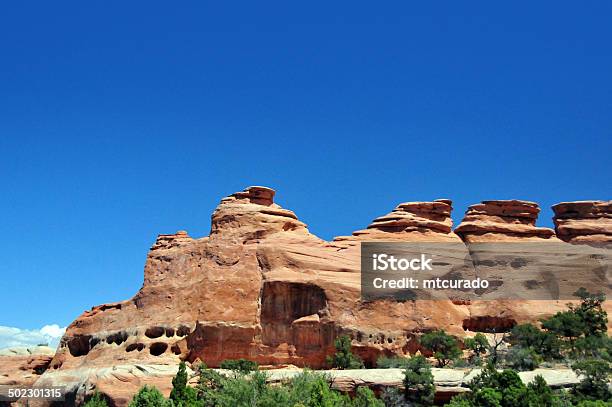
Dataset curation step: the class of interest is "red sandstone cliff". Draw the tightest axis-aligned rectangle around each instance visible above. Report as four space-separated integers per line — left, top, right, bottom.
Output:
7 187 608 406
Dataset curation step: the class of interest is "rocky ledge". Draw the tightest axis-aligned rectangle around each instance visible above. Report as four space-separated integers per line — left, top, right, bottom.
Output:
553 200 612 245
455 200 556 242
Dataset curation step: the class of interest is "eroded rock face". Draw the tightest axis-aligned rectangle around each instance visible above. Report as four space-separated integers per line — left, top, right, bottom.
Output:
338 199 460 243
455 200 556 242
553 200 612 246
31 188 610 406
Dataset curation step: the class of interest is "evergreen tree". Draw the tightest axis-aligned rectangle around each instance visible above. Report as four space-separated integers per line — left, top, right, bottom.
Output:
169 361 198 406
420 330 461 367
403 355 435 406
84 391 109 407
128 385 171 407
326 335 364 369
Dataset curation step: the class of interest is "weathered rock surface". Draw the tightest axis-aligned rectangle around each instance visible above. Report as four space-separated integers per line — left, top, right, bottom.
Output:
0 346 55 391
340 199 459 242
455 200 556 242
19 187 610 405
553 200 612 246
0 346 55 357
0 355 53 387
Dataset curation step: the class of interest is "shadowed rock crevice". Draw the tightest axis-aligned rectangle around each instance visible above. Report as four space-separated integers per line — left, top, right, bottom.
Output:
462 316 516 332
66 335 93 357
261 281 329 347
149 342 168 356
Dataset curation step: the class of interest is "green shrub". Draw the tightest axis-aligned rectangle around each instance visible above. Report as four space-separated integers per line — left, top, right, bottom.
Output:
504 346 541 371
420 330 461 367
196 363 225 405
219 358 258 374
84 391 109 407
170 361 198 406
326 335 364 369
352 386 383 407
446 395 474 406
508 323 561 360
458 364 572 407
574 334 612 362
575 401 612 407
376 355 410 369
212 371 270 407
464 332 489 364
288 371 352 406
541 288 609 354
570 288 608 337
571 358 612 403
403 355 434 406
128 385 171 407
379 387 405 407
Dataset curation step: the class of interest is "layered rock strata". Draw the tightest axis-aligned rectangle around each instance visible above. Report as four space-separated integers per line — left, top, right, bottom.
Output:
553 200 612 246
454 200 556 242
17 188 610 406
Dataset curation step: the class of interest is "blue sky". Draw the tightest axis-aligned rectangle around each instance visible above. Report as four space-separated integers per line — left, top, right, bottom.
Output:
0 2 611 336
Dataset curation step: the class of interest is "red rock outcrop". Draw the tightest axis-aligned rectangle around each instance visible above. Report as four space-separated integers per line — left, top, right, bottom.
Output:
337 199 459 243
552 200 612 246
455 200 556 242
28 188 610 406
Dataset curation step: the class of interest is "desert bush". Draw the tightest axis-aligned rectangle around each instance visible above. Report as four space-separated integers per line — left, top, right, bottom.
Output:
326 335 364 369
504 346 541 371
403 355 434 406
170 361 199 406
571 358 612 403
508 323 561 361
219 358 258 374
451 365 568 407
420 330 461 367
128 385 171 407
84 392 109 407
376 355 410 369
464 332 488 364
352 386 383 407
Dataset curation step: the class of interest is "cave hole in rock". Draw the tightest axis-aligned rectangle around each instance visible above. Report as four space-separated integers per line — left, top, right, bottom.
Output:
462 316 517 333
165 327 175 337
261 281 328 346
67 335 92 357
176 325 191 337
106 331 128 345
171 344 181 355
149 342 168 356
126 343 145 352
145 326 165 339
90 337 101 348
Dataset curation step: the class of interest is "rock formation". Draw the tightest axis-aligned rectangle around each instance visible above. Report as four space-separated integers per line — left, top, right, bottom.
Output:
3 188 608 406
0 346 54 389
454 200 556 242
552 200 612 246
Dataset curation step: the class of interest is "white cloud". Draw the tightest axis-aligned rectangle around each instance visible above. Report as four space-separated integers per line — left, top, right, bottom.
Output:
0 324 66 350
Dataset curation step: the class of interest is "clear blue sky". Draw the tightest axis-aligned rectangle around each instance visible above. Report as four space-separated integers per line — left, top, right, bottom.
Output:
1 2 610 331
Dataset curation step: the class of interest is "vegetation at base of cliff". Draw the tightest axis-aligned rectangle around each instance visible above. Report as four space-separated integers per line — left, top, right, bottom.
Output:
402 355 435 406
83 391 109 407
103 288 609 407
219 359 258 374
326 335 364 369
170 362 199 406
128 386 172 407
123 364 383 407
